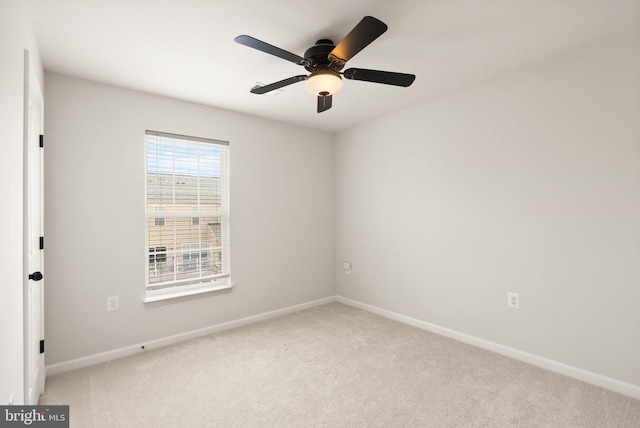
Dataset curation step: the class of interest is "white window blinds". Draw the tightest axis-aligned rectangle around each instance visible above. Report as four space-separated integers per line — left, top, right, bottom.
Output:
145 130 230 293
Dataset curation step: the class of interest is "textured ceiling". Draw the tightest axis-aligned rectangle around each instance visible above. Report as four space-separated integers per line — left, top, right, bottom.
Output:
30 0 640 132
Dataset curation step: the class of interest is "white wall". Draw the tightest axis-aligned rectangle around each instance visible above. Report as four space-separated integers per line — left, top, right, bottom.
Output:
336 35 640 387
0 0 44 405
43 73 335 365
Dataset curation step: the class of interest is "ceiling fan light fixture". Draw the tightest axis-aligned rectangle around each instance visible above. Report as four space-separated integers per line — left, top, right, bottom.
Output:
305 70 342 95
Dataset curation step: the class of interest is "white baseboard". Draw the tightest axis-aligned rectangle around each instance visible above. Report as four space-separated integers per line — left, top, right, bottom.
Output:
46 296 336 376
336 295 640 400
45 294 640 400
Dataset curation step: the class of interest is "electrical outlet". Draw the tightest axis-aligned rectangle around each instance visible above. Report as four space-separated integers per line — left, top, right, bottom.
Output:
507 292 520 309
367 269 373 279
107 296 119 312
343 262 352 275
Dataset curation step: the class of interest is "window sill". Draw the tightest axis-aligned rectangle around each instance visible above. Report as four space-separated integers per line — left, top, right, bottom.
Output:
143 283 233 306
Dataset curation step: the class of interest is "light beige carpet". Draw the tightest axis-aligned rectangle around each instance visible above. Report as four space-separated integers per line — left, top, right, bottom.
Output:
40 302 640 427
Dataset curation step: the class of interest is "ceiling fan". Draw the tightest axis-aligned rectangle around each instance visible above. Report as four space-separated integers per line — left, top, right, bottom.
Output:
234 16 416 113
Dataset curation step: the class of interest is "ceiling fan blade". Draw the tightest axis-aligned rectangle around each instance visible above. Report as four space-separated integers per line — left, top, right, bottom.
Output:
317 93 333 113
250 75 307 94
343 68 416 87
328 16 388 66
235 35 308 65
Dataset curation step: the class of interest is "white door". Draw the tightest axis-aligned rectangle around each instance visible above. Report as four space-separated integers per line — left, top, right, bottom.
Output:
25 50 45 405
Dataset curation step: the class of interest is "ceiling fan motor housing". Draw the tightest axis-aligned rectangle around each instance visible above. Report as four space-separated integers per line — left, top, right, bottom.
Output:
304 39 344 72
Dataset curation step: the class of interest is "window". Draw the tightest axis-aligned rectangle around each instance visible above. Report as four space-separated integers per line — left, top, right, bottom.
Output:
145 130 230 300
149 246 168 275
191 206 200 226
154 206 166 226
149 246 168 263
181 243 211 271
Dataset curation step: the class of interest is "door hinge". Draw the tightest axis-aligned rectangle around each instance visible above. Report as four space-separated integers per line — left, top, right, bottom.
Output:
39 236 44 250
39 134 44 148
39 340 45 354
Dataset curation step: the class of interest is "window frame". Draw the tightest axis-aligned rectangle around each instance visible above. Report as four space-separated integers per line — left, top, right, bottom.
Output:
143 130 231 303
